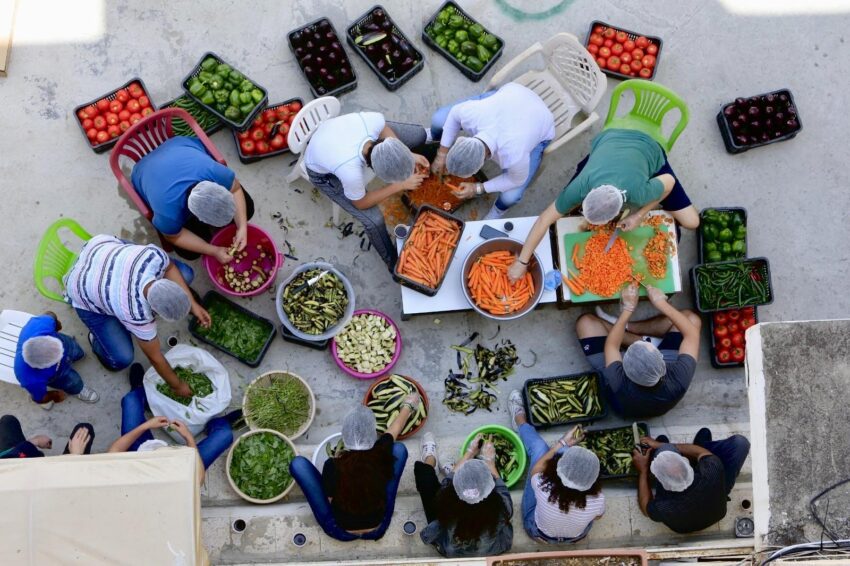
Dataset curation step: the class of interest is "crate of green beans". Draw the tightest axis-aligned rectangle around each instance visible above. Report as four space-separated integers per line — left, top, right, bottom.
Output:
580 423 650 479
522 372 607 429
691 257 773 313
161 94 224 136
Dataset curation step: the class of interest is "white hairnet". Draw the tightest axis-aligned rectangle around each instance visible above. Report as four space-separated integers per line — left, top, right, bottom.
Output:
371 138 415 183
137 439 169 452
147 279 191 322
623 341 666 387
453 459 495 504
556 446 600 492
651 450 694 492
446 137 486 178
582 185 626 225
342 406 378 451
188 181 236 227
22 336 64 369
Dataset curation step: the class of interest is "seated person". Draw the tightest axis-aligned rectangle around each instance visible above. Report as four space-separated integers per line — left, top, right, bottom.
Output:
0 414 94 459
130 136 254 262
415 433 513 557
15 311 99 409
575 283 700 418
632 428 750 534
289 400 418 541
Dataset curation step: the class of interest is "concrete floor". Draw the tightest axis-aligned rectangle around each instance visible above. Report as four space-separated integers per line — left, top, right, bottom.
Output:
1 0 849 563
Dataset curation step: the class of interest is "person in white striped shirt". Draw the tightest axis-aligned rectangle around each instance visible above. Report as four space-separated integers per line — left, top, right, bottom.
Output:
508 390 606 542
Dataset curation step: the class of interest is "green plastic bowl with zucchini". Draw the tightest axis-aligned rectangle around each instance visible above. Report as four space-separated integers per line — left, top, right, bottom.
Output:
460 425 526 488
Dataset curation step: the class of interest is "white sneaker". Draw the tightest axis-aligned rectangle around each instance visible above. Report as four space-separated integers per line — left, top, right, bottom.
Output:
508 389 526 431
38 400 54 411
424 127 433 143
440 461 455 476
483 204 507 221
77 385 100 403
420 432 439 469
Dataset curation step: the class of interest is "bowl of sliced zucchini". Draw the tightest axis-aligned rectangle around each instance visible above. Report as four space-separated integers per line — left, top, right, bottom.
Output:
331 309 402 379
362 374 429 440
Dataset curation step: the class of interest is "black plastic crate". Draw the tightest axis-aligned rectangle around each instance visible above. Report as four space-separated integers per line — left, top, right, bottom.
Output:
717 89 802 154
691 257 773 313
181 51 268 131
346 5 425 92
392 204 464 296
231 97 304 164
697 207 748 264
707 306 759 369
160 94 224 136
522 372 607 429
188 291 276 368
400 142 488 214
287 17 358 98
280 324 330 351
581 422 650 479
585 20 663 81
73 77 156 154
422 1 504 82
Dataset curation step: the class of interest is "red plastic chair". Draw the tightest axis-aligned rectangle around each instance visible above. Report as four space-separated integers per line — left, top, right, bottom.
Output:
109 107 227 249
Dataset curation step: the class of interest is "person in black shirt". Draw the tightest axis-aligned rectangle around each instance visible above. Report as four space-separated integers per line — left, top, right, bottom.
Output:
0 414 94 459
575 282 700 418
632 428 750 533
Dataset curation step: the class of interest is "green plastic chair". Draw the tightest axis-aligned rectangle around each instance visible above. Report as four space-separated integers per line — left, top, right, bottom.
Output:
34 219 93 302
604 79 690 152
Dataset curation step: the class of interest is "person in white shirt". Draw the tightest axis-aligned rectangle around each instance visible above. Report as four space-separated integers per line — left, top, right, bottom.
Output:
304 112 430 270
430 83 555 220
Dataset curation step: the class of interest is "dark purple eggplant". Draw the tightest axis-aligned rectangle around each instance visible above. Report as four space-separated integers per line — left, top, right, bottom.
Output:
778 93 789 102
294 46 306 58
760 133 769 142
376 58 387 72
747 106 760 116
306 40 315 50
300 54 313 66
318 20 331 32
391 49 402 60
318 45 328 54
327 51 339 65
372 8 386 21
339 67 351 80
324 31 336 42
764 105 774 115
325 73 339 87
314 56 324 67
331 41 342 52
312 32 322 42
735 135 748 145
362 22 382 34
380 19 393 32
291 31 304 47
398 56 415 72
775 112 785 121
786 118 799 129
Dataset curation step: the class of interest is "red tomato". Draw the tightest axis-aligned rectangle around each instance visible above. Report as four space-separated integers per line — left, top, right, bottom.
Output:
728 322 740 334
126 99 141 113
587 44 599 55
731 347 745 363
635 36 650 49
593 25 604 35
611 43 624 55
603 28 616 39
641 54 656 68
269 134 286 149
716 349 731 363
630 59 643 72
82 118 94 129
639 67 652 78
646 43 658 55
615 31 628 43
278 123 290 136
623 40 635 52
719 337 732 350
589 33 603 47
251 127 265 141
105 112 119 125
86 128 98 140
727 310 741 321
129 112 142 124
240 139 256 154
128 83 144 98
596 57 607 68
109 100 123 113
115 89 130 103
96 130 110 143
237 130 251 141
276 108 290 120
731 333 745 347
253 116 264 128
93 116 107 129
96 99 110 112
255 140 270 154
742 307 755 317
107 124 121 138
620 52 632 64
619 64 631 74
119 120 131 132
714 312 728 325
289 101 302 112
263 109 277 123
632 48 644 60
713 325 728 339
740 317 756 329
141 107 153 116
603 38 613 48
118 110 131 121
598 46 611 58
77 108 90 120
138 96 150 108
606 56 621 71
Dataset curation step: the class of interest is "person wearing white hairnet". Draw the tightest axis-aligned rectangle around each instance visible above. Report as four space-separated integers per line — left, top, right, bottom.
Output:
505 390 605 543
430 83 555 220
507 125 699 284
416 432 513 557
14 311 99 409
129 136 254 264
575 282 701 418
289 396 420 541
65 235 211 397
632 427 750 533
304 112 430 270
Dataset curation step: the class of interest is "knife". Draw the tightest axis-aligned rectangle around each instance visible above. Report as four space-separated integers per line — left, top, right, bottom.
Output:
603 228 620 254
632 422 649 455
292 270 328 295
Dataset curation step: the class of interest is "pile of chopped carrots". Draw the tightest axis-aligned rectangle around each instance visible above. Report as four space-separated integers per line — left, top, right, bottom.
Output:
380 194 412 227
407 174 472 212
574 230 635 297
396 211 461 288
642 229 671 279
467 251 535 315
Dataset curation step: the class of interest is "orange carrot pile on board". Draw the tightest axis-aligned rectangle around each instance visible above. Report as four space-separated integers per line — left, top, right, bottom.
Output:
575 230 635 297
396 211 461 288
642 229 670 279
467 251 535 315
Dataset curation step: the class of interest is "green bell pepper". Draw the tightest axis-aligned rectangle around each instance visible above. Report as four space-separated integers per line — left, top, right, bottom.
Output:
239 92 253 104
240 102 255 115
239 80 254 93
456 54 466 64
734 225 747 240
476 44 492 62
454 30 468 42
209 74 224 91
717 228 733 242
448 14 464 29
479 33 499 49
198 71 213 83
707 250 722 262
436 8 451 25
200 91 215 105
188 79 206 97
732 240 746 254
460 41 477 56
214 90 230 104
729 213 744 227
224 106 241 121
435 35 449 49
447 39 460 55
465 56 484 72
229 70 243 83
216 63 232 76
230 90 241 106
720 242 732 254
250 88 264 103
704 242 718 253
200 57 217 71
430 22 446 37
468 23 484 40
215 102 227 113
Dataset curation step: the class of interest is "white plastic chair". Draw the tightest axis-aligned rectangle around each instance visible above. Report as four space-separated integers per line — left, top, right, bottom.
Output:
487 33 607 155
0 310 34 384
286 96 343 224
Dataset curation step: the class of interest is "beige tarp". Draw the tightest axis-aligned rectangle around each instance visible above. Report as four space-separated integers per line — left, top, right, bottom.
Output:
0 446 208 566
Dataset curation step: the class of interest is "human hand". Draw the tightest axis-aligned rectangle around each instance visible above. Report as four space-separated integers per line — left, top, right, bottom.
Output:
465 433 483 457
171 381 193 399
170 420 194 443
213 247 234 265
191 303 211 328
413 153 430 172
67 427 90 455
507 260 528 284
46 311 62 331
563 425 584 447
451 182 478 200
403 392 421 411
145 416 170 430
618 214 642 232
30 435 53 449
42 391 67 404
632 447 650 473
233 226 248 253
431 151 447 177
645 284 668 306
481 436 497 462
620 282 639 312
399 172 427 191
641 436 663 450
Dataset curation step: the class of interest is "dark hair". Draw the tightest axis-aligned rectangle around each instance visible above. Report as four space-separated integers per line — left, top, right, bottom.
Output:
332 448 394 516
435 483 506 543
538 453 602 513
363 139 380 168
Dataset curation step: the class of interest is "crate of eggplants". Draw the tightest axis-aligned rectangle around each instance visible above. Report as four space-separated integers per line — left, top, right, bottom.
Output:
288 18 357 98
717 89 802 154
347 5 424 91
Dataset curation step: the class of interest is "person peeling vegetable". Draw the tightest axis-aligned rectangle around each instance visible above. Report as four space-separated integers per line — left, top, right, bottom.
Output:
304 112 430 270
430 83 555 220
130 137 254 264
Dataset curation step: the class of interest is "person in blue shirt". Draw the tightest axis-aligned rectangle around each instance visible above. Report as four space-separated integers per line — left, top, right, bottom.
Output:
130 136 254 263
14 312 99 410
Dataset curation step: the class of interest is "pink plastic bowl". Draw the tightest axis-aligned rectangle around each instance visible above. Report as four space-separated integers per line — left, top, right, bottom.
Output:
204 223 283 297
330 309 402 379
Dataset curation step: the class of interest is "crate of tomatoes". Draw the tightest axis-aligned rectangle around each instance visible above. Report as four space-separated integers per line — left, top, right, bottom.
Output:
233 98 303 163
74 78 155 153
709 307 757 368
585 21 662 80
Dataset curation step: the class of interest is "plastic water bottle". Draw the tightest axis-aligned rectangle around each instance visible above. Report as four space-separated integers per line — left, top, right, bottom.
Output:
543 270 561 291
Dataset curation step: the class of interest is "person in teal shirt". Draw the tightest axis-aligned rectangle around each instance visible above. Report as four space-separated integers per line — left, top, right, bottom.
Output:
507 129 699 283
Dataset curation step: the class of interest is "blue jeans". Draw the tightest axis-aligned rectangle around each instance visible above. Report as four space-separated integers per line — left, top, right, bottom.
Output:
698 435 750 495
289 443 408 541
75 260 194 371
47 333 85 395
120 387 233 469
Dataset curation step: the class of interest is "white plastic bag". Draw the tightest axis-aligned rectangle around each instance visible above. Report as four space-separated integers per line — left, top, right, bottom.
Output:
143 344 232 443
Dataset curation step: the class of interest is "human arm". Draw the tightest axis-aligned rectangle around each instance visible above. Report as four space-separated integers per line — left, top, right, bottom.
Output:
230 178 249 252
107 416 169 453
530 426 584 475
385 393 420 440
618 174 675 231
162 262 211 328
136 338 192 397
479 436 501 479
634 447 653 516
507 202 563 282
453 433 484 471
604 283 638 365
351 173 426 210
645 285 700 360
163 229 233 264
170 420 204 482
482 158 530 194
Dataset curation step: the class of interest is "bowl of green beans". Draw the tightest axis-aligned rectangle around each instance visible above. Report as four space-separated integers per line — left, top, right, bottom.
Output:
460 425 526 488
242 371 316 440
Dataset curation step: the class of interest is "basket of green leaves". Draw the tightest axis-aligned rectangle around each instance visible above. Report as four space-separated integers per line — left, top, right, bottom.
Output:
226 429 297 504
242 371 315 440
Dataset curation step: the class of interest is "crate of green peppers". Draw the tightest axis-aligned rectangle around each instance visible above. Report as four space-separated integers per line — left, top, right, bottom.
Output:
182 52 268 130
161 94 224 136
580 423 649 479
691 257 773 313
523 372 607 429
423 1 503 81
698 207 747 264
188 291 276 368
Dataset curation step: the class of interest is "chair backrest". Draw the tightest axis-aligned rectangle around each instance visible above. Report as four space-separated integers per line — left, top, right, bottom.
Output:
287 97 342 155
33 218 93 302
0 310 34 384
541 33 607 114
604 79 690 152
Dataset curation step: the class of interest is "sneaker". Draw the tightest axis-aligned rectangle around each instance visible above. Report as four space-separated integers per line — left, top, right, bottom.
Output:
440 461 454 476
128 362 145 391
483 204 507 221
420 432 439 468
38 400 54 411
508 389 526 431
77 385 100 403
594 306 618 325
693 427 712 446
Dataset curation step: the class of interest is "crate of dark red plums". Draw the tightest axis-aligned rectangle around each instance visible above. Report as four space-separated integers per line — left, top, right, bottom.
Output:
717 89 802 154
585 21 662 80
232 98 303 164
74 78 156 153
288 18 358 98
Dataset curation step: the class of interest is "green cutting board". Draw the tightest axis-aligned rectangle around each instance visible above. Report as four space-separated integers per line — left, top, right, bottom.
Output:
562 224 676 303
